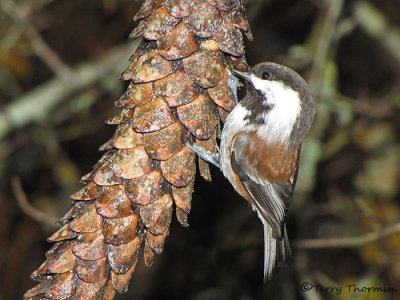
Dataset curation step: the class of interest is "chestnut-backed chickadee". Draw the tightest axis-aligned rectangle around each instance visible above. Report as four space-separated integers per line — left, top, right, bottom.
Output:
188 62 315 280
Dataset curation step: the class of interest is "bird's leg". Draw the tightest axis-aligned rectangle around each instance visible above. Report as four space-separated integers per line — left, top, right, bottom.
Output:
186 143 220 168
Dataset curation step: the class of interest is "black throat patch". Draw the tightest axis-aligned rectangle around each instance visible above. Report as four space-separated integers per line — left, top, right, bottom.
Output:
240 87 273 125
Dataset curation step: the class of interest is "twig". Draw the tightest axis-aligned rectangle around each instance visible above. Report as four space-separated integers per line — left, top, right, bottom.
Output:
292 222 400 249
11 177 58 227
0 40 138 140
0 0 71 79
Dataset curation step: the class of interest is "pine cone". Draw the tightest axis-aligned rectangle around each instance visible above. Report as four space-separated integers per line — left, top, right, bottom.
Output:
24 0 251 298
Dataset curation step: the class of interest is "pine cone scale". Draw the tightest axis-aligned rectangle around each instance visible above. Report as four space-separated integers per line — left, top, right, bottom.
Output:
71 231 107 261
161 147 196 187
95 185 132 219
143 122 184 160
75 256 108 283
101 214 139 246
106 235 140 274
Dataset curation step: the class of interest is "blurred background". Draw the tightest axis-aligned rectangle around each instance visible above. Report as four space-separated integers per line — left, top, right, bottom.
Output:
0 0 399 299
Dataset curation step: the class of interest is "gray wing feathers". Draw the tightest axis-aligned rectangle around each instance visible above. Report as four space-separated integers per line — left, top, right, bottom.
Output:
242 179 285 239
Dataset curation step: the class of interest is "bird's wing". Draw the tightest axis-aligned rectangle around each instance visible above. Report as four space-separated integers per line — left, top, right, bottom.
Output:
231 134 299 239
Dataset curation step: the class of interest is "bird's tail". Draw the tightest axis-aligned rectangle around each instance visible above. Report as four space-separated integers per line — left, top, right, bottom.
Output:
261 221 292 281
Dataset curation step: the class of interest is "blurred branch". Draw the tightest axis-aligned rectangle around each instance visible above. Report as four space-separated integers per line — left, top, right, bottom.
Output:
354 1 400 68
353 196 381 231
11 177 58 227
177 221 400 253
0 40 139 141
0 0 71 79
293 222 400 249
309 0 344 92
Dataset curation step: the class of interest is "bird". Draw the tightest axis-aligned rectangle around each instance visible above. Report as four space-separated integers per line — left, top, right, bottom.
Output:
187 62 316 280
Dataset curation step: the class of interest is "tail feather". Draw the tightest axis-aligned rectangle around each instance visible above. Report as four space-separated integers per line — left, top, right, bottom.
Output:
277 224 292 267
262 223 276 281
261 219 292 281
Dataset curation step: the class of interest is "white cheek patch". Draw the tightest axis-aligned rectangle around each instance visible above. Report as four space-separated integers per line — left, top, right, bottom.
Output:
250 76 302 144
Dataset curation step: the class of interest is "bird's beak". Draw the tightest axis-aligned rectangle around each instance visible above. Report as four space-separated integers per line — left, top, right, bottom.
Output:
232 69 253 82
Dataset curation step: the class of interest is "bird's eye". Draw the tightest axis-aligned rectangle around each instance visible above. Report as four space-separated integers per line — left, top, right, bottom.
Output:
261 71 271 80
